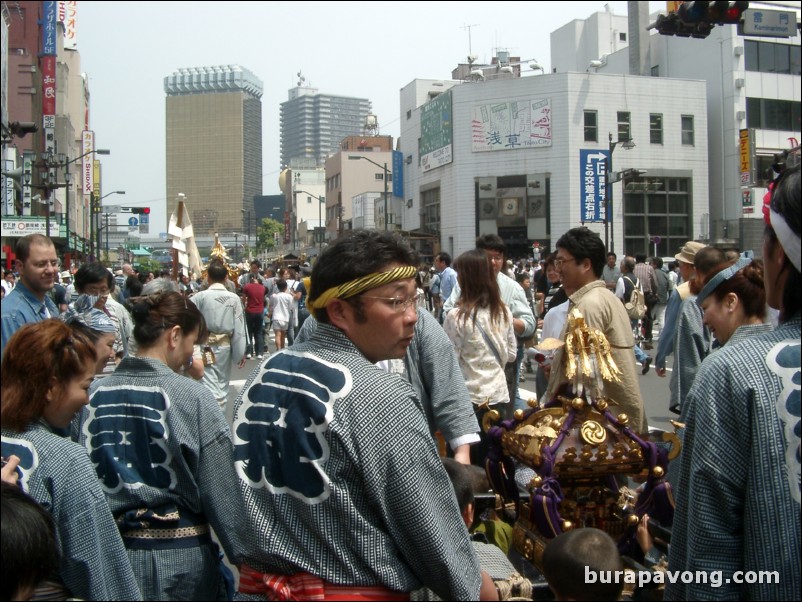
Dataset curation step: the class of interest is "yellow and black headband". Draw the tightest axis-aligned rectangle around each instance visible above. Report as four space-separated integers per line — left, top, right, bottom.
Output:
307 265 417 318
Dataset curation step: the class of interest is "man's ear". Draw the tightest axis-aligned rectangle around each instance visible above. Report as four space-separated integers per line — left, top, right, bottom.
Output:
326 299 351 333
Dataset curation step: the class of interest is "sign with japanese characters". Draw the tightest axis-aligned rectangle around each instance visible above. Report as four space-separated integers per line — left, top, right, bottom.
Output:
471 98 552 152
420 90 453 173
579 149 610 223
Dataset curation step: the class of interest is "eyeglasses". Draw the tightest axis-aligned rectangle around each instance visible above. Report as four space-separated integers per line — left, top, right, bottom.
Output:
554 257 577 267
360 292 423 313
486 254 505 263
84 286 110 297
31 260 61 269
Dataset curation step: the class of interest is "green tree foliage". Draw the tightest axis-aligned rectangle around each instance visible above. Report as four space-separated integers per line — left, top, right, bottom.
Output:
255 218 284 254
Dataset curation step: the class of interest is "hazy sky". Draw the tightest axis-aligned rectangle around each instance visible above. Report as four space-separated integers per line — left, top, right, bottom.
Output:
76 1 664 236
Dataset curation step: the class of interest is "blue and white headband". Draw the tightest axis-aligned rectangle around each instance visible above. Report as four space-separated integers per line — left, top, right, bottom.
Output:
62 294 116 334
696 257 752 306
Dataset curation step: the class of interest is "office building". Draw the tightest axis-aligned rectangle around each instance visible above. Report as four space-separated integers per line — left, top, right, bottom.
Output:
164 65 263 237
280 82 372 168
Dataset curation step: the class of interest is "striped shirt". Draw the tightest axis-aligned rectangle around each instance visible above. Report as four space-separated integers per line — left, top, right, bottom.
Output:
233 323 482 600
666 316 801 600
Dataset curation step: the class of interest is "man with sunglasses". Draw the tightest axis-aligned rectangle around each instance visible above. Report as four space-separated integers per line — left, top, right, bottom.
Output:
233 229 497 601
1 234 59 357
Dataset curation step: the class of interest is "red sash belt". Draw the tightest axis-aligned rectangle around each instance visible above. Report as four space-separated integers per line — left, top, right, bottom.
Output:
239 565 409 601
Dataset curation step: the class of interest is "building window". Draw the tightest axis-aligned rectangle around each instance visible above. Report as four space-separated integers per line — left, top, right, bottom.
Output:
650 65 660 77
584 110 598 142
421 188 441 234
746 97 801 131
650 114 663 144
681 115 694 146
406 109 412 119
623 176 691 257
375 173 384 181
745 40 801 76
617 112 631 142
619 32 627 42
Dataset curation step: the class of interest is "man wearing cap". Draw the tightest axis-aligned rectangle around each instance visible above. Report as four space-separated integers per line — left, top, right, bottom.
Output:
655 241 705 382
232 229 496 601
1 234 59 357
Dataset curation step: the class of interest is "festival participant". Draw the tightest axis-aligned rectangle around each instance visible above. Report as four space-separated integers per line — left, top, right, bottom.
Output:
444 235 537 407
666 164 801 600
190 259 247 410
443 249 516 465
1 320 141 601
295 309 480 465
233 229 497 600
62 294 118 375
75 291 248 600
696 258 773 350
544 227 647 433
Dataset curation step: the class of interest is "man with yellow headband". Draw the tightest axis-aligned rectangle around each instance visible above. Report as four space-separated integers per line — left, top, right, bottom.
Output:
232 230 497 601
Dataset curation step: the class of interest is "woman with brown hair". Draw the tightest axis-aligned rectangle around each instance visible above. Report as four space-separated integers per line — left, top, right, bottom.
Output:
696 257 773 348
443 248 516 465
1 319 141 601
74 291 248 601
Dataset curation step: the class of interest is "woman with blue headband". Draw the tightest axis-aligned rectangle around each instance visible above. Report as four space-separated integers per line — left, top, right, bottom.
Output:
696 257 773 348
666 164 800 601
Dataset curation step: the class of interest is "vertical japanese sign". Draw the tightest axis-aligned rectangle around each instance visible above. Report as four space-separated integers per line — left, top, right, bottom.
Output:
22 153 34 216
579 149 610 223
83 131 95 195
58 1 78 50
739 129 751 185
42 1 58 157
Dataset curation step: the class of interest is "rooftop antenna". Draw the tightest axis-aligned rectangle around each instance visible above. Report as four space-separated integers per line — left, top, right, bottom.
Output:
297 70 306 87
461 23 480 60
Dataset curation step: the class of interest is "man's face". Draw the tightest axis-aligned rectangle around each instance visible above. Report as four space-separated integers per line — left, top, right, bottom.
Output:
678 261 694 283
337 267 418 364
607 255 617 268
555 248 592 294
484 249 504 276
250 264 260 274
18 242 58 297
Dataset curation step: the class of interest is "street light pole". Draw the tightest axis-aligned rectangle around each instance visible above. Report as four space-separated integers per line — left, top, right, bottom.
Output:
605 133 635 255
348 155 391 230
93 190 125 261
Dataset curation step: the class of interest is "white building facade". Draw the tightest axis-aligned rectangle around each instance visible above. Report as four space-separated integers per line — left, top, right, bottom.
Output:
398 71 708 260
551 3 801 253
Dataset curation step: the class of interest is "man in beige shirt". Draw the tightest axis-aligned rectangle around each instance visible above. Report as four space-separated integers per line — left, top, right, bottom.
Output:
544 227 648 433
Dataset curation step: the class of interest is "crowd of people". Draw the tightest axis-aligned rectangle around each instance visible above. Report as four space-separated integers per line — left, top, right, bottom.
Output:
0 164 799 601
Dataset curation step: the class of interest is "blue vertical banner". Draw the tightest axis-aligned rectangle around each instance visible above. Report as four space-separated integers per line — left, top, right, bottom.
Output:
42 1 58 56
392 150 404 199
579 149 610 223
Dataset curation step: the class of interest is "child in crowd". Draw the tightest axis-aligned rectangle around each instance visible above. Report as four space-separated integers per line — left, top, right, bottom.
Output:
542 528 624 601
269 278 295 350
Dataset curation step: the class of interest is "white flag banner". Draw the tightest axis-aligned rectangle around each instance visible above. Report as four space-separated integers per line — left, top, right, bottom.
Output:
168 200 203 279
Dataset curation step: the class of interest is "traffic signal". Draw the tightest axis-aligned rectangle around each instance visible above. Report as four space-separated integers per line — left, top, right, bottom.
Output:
656 1 749 38
131 207 150 215
717 1 749 24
